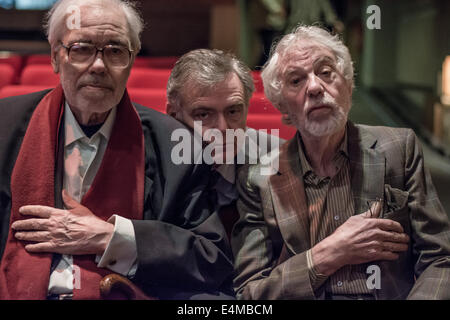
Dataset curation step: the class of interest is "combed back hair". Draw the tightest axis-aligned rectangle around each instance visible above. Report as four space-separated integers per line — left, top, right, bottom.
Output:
261 25 354 109
167 49 255 111
44 0 144 52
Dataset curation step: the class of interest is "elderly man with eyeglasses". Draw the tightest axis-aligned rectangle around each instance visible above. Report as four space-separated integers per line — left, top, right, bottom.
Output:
0 0 234 300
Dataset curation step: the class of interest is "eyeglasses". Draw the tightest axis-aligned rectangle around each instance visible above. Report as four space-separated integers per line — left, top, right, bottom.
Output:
60 42 133 68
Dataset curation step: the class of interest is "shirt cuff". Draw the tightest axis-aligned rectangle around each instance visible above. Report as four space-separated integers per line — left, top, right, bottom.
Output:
96 215 138 277
306 249 329 290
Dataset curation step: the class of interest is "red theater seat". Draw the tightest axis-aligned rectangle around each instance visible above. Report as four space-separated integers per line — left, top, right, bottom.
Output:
0 85 51 99
246 114 297 140
133 57 178 69
0 55 24 83
21 65 59 86
0 64 15 89
147 56 178 69
133 57 152 68
26 55 52 65
128 88 167 112
249 93 279 114
252 71 264 92
127 68 171 89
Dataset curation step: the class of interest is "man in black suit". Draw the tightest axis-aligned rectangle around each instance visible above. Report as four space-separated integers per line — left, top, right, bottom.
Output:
0 0 233 300
166 49 284 238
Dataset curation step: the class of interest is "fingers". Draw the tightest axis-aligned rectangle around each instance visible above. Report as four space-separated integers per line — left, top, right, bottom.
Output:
15 231 51 242
357 242 407 264
24 242 56 253
62 189 79 210
367 228 410 244
374 218 405 234
11 218 49 231
19 205 53 218
382 241 409 253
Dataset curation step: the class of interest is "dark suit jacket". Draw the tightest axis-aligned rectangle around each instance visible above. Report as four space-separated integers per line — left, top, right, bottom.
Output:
232 122 450 299
0 90 234 299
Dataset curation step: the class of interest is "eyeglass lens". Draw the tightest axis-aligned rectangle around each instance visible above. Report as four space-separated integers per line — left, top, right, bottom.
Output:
68 43 130 67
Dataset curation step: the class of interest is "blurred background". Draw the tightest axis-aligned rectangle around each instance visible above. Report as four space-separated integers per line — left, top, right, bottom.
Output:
0 0 449 215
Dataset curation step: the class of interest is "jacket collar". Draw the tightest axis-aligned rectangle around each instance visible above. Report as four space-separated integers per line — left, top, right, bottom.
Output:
268 122 386 253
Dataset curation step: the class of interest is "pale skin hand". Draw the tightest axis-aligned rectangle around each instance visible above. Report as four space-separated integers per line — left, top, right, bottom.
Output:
311 202 410 276
12 190 114 255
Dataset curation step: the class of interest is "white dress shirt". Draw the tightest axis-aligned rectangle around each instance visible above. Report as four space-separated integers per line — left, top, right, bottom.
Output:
48 102 138 295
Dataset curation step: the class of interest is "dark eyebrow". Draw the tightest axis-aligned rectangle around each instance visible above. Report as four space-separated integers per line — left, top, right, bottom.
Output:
191 107 213 113
226 103 244 109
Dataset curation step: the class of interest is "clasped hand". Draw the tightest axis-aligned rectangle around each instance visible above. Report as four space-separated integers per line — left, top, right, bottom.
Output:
12 190 114 255
312 202 410 276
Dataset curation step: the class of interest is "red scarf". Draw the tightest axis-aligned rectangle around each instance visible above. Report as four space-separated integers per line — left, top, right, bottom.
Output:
0 85 144 299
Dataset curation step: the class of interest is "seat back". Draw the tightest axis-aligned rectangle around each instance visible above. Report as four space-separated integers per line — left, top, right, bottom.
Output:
0 85 51 99
128 88 167 112
21 65 59 86
0 55 24 84
133 56 178 69
251 71 264 93
246 114 297 140
26 55 52 65
0 64 15 89
249 93 280 114
127 68 171 89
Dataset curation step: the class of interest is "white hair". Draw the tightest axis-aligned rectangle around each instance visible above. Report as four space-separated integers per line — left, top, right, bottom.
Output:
44 0 144 52
261 25 354 110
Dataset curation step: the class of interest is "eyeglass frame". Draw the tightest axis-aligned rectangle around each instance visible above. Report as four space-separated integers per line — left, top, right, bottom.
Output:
59 41 134 68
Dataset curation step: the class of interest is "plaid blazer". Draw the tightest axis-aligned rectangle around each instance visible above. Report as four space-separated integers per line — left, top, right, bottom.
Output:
231 122 450 300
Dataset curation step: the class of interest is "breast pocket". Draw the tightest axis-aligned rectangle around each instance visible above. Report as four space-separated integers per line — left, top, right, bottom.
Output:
382 184 411 233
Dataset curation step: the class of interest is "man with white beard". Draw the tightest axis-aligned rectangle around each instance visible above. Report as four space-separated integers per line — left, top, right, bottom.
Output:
231 25 450 300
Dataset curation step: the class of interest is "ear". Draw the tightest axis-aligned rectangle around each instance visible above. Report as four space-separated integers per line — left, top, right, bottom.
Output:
50 47 60 74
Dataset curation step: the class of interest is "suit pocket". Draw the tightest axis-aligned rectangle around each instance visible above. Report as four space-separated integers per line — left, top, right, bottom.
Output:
383 184 410 233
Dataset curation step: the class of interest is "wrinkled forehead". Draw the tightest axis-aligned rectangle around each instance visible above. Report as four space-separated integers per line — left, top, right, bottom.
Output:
279 41 337 74
180 73 245 107
62 3 130 45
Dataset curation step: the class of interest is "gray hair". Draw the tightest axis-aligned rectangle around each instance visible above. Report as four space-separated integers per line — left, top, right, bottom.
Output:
261 25 354 109
44 0 144 52
167 49 255 111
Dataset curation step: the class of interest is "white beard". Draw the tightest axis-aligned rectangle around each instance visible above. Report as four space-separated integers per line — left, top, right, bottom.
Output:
304 106 347 137
292 92 349 137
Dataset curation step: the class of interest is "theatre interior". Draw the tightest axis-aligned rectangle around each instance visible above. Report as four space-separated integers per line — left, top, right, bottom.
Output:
0 0 449 217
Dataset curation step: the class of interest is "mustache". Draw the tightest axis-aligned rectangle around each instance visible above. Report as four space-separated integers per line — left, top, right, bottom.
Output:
78 78 113 89
305 95 339 115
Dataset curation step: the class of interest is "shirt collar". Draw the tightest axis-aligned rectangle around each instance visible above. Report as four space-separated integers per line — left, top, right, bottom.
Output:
297 128 348 178
64 101 117 146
